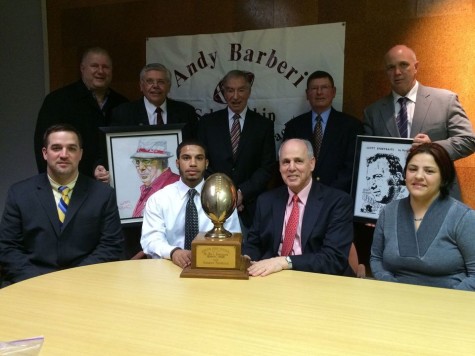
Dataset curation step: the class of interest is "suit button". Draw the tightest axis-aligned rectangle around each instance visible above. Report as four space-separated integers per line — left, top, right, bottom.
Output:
316 177 320 181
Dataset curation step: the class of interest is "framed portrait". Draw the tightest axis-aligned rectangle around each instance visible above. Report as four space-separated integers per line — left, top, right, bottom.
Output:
351 135 413 224
101 125 183 224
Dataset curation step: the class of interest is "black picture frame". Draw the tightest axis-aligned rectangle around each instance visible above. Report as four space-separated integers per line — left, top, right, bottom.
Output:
351 135 413 224
101 125 183 224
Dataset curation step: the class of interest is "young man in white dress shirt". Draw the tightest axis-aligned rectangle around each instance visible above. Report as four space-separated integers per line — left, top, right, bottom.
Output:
141 140 241 268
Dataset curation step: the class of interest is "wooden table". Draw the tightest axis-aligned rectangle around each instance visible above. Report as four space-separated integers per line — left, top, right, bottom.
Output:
0 260 474 355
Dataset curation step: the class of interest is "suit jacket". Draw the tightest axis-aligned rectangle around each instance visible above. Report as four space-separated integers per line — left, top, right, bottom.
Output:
242 181 354 276
0 174 123 285
34 80 128 177
198 108 276 227
363 84 475 160
283 108 363 193
111 97 200 140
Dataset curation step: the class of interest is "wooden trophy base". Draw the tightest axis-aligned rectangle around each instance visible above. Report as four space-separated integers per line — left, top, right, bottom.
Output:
180 233 250 280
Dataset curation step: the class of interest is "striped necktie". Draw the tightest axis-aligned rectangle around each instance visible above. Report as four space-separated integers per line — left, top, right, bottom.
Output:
396 97 408 138
230 114 241 159
58 186 70 226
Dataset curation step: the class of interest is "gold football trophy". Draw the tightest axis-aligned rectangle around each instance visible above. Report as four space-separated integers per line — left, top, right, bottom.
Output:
180 173 250 279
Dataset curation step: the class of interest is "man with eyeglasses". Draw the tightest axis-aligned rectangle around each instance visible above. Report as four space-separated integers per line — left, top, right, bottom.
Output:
34 47 128 182
111 63 199 140
130 139 179 217
283 70 363 194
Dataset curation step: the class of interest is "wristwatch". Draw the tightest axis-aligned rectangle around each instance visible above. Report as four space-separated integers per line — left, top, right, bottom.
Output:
285 256 293 270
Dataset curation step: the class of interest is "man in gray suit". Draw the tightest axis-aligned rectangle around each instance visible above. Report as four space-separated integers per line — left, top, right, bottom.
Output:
364 44 475 199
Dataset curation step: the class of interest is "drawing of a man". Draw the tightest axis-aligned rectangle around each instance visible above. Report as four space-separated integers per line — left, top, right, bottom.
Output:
361 153 405 214
130 139 179 217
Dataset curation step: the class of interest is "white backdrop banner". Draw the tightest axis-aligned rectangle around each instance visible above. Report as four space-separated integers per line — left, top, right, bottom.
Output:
146 22 346 143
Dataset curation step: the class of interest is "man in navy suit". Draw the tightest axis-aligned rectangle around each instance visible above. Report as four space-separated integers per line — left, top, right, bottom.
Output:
364 45 475 199
243 139 354 277
198 70 276 230
0 124 123 286
283 70 363 193
111 63 199 140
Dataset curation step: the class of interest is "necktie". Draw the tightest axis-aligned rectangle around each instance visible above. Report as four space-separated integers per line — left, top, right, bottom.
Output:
155 107 164 126
396 97 408 138
57 186 70 226
230 114 241 159
313 115 323 158
281 194 299 256
184 189 199 250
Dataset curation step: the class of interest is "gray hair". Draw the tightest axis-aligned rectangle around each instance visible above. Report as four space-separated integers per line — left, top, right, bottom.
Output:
140 63 171 83
278 139 314 160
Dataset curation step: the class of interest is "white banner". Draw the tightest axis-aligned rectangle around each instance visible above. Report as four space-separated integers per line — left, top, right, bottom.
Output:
146 23 346 143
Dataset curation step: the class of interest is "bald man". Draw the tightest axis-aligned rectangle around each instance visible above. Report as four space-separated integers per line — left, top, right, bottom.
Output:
363 44 475 199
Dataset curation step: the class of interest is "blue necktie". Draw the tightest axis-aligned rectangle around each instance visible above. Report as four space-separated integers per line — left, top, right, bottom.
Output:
397 97 408 138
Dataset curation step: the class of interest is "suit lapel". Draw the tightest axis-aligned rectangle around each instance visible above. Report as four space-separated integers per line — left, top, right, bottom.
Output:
380 94 400 137
318 109 337 163
139 100 151 126
273 188 288 253
35 175 61 236
61 175 89 231
300 182 323 248
411 85 430 137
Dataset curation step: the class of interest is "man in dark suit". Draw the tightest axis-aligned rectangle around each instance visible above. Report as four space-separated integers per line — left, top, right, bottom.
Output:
0 124 123 286
34 47 128 181
283 70 363 193
243 139 354 277
364 45 475 199
198 70 276 230
111 63 199 140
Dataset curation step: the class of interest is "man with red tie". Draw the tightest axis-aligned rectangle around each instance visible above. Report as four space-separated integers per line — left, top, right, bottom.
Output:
243 139 354 277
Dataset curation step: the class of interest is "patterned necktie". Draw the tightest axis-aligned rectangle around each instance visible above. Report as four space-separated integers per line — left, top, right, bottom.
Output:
313 115 323 158
396 97 408 138
281 194 299 256
184 188 199 250
155 107 164 126
230 114 241 159
57 186 70 226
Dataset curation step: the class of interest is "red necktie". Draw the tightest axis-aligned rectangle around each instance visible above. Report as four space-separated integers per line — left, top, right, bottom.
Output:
282 194 299 256
155 107 164 126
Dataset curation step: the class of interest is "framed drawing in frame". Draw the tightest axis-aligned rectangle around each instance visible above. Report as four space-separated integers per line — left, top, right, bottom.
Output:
351 135 413 224
101 124 183 224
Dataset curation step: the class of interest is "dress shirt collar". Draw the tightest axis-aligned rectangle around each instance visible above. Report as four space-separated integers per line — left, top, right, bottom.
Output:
286 179 312 206
227 107 247 121
177 178 205 200
392 81 418 104
311 107 331 130
144 97 168 124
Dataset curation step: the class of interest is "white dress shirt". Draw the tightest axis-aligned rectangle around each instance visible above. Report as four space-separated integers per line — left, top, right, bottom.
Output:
141 178 242 259
392 81 418 136
143 97 168 125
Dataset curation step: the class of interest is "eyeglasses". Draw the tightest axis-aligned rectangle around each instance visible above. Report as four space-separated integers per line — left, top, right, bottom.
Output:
132 159 155 167
143 79 168 87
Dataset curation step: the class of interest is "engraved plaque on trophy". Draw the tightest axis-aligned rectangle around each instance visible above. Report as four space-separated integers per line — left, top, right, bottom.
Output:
180 173 250 279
